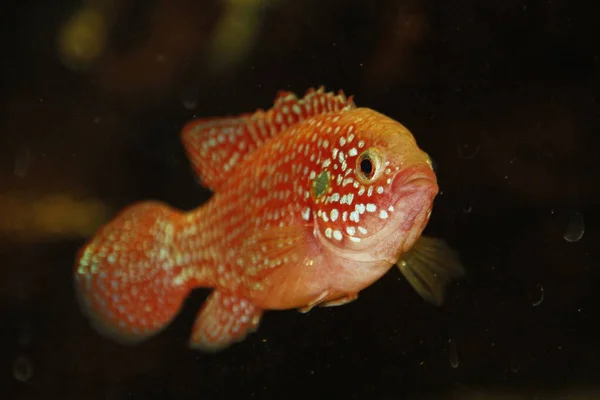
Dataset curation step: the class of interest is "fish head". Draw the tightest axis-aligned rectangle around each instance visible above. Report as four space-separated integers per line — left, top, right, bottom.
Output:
310 108 438 267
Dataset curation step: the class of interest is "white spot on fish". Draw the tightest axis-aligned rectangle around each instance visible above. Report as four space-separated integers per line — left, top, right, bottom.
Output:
301 207 311 221
379 210 389 219
332 230 343 241
366 203 377 212
346 193 354 205
330 209 339 221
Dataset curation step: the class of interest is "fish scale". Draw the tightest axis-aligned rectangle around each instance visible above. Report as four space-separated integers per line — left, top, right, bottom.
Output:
75 88 464 352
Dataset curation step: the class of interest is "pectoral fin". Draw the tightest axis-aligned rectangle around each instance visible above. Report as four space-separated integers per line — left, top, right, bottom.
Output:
397 236 465 306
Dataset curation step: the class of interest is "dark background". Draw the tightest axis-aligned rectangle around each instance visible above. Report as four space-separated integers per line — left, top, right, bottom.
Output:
1 0 598 398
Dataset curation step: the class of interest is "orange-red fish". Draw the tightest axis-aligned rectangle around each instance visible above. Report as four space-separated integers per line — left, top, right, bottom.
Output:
74 87 464 351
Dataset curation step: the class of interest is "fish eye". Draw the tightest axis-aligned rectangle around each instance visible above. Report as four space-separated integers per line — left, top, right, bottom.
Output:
356 148 384 184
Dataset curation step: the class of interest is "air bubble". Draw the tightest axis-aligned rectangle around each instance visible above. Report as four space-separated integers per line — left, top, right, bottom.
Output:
509 358 521 373
564 210 584 242
530 283 544 307
180 88 198 110
456 140 481 160
13 355 33 382
448 339 459 368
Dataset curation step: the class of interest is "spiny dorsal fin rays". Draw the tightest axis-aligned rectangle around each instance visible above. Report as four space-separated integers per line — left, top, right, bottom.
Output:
180 87 356 192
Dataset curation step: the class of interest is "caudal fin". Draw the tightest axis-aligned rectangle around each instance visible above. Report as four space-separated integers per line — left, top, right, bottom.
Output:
74 201 201 344
397 236 465 306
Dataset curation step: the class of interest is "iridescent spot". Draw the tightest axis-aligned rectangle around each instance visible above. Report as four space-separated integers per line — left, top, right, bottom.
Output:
312 171 330 199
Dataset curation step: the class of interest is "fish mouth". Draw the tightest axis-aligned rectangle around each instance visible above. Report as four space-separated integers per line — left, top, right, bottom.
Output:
365 178 436 264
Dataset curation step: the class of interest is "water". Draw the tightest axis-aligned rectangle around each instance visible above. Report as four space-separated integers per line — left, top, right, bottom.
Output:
14 146 30 178
18 320 33 346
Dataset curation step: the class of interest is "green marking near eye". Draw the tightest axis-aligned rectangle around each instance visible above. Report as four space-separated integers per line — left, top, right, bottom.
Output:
312 171 329 198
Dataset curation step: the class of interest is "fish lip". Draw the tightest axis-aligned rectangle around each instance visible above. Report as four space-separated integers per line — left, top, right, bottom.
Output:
390 165 437 203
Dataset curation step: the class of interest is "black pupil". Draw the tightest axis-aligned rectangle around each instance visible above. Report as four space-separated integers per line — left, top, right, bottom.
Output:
360 157 373 177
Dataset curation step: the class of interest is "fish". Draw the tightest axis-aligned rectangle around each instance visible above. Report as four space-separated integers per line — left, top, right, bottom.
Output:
74 87 464 352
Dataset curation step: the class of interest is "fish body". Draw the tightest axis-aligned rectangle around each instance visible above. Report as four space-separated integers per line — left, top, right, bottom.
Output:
75 87 463 351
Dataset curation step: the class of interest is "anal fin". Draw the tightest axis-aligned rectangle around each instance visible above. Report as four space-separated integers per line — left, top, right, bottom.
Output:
397 236 465 306
189 291 262 352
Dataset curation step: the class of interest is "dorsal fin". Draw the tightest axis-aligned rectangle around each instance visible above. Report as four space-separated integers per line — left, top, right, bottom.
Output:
180 86 356 191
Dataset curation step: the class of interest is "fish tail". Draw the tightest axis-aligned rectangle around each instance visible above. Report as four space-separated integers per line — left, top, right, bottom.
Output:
74 201 211 344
